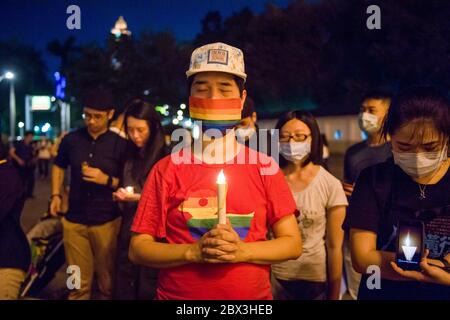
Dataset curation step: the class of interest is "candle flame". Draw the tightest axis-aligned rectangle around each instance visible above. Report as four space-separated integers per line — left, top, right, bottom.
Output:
125 186 134 194
405 232 411 247
217 169 226 184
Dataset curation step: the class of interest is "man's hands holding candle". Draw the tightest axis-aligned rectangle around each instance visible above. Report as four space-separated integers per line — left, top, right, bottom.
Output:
82 164 108 185
187 219 248 264
202 220 248 263
82 163 119 189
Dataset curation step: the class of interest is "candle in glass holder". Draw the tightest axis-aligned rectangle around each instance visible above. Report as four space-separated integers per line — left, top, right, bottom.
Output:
216 169 227 224
402 232 417 261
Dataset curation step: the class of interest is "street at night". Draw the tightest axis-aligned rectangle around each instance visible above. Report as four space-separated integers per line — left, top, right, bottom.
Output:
0 1 449 316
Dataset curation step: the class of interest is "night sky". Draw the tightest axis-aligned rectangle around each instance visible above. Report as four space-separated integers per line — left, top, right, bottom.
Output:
0 0 294 74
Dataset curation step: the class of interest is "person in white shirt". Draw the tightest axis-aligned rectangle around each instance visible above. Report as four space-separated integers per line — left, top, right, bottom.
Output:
37 135 53 179
272 110 348 300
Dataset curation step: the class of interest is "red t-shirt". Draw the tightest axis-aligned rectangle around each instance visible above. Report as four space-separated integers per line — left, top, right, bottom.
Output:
131 145 298 300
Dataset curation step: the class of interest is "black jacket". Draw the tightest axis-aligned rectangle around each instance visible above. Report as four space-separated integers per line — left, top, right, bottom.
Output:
0 161 31 271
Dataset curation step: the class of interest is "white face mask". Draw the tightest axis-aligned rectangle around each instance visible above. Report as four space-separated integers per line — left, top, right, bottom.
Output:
393 146 448 178
279 141 311 162
235 126 256 141
358 112 380 134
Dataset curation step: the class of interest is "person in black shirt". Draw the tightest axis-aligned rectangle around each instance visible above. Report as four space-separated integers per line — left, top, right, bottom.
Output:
0 142 30 299
342 90 392 299
343 91 392 195
49 86 127 300
9 131 37 198
344 86 450 299
112 98 167 300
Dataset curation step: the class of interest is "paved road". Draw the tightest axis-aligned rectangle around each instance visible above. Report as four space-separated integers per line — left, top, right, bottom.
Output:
21 177 52 233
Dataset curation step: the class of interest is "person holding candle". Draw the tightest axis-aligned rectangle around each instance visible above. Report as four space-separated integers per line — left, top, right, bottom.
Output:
391 250 450 286
343 86 450 299
342 90 392 299
129 42 302 300
271 111 348 300
49 86 128 300
112 98 167 300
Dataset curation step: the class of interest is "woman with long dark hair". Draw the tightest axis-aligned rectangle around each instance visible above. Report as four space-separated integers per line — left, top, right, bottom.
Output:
271 110 348 300
344 86 450 299
112 98 167 299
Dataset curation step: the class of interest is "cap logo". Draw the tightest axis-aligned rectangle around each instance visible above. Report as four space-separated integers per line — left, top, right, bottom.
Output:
207 49 228 65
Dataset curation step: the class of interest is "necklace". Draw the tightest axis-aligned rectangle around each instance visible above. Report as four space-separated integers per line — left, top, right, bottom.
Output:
418 183 427 200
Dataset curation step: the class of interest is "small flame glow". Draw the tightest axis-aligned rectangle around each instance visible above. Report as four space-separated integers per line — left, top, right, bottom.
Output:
217 169 226 184
125 186 134 194
404 232 411 247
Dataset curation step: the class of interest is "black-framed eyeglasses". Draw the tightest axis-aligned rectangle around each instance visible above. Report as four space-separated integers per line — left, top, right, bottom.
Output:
279 133 311 143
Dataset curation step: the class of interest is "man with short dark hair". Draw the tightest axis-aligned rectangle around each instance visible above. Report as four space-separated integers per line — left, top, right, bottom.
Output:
49 86 127 300
344 91 392 190
129 43 301 300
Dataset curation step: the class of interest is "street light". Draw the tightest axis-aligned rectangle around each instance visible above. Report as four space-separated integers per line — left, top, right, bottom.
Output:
5 72 14 80
18 121 24 138
0 71 16 141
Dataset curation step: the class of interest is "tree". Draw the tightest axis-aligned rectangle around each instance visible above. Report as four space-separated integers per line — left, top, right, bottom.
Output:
195 11 224 46
0 41 52 136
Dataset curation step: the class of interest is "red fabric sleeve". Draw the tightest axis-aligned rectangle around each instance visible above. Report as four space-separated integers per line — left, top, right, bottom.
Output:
261 158 299 226
131 159 170 238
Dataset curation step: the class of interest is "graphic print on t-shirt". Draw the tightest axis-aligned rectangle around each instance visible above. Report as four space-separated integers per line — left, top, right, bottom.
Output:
178 189 254 240
422 208 450 259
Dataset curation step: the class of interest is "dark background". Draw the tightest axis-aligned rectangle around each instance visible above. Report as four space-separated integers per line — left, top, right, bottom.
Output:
1 0 450 134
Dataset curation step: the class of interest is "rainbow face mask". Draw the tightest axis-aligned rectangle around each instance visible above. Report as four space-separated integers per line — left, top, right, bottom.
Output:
189 96 242 134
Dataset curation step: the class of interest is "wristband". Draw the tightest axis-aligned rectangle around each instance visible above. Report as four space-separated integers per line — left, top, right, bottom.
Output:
107 175 113 188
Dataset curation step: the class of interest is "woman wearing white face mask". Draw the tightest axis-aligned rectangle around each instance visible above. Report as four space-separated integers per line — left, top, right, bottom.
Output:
271 111 348 300
344 86 450 299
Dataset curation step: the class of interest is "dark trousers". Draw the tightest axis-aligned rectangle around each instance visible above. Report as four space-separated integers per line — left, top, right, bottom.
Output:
38 159 50 178
272 276 327 300
358 275 450 300
113 210 158 300
18 166 35 197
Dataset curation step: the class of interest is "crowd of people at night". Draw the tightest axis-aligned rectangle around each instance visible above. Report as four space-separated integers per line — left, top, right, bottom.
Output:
0 42 449 300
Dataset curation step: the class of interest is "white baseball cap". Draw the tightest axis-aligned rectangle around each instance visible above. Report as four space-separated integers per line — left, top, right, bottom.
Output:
186 42 247 81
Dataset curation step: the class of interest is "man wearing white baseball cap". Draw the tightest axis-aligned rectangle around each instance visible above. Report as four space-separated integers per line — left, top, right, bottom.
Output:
130 42 302 300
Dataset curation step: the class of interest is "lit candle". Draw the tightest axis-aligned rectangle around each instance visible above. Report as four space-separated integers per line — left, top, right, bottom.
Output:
402 232 417 262
125 186 134 194
216 169 227 224
82 161 89 171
